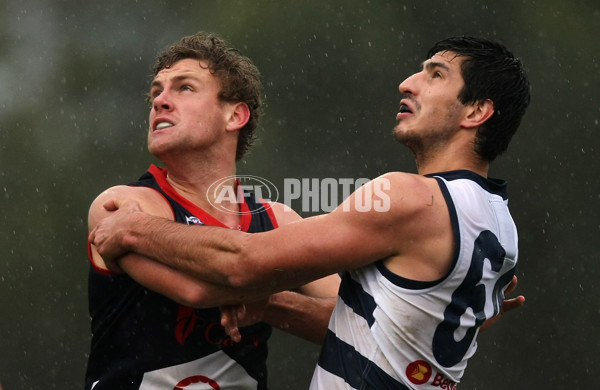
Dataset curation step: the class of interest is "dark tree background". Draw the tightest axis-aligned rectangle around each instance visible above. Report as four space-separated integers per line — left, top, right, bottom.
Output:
0 0 598 388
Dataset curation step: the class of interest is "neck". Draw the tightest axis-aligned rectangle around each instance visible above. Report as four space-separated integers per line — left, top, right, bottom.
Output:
161 154 242 228
413 140 489 177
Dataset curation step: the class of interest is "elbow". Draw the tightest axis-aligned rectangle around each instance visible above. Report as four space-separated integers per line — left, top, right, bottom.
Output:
177 284 213 309
226 261 257 290
227 258 278 291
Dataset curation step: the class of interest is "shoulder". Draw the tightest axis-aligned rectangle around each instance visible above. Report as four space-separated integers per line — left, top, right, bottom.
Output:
371 172 455 279
87 184 174 271
355 172 442 218
334 172 449 248
88 185 172 230
89 185 157 214
90 185 136 206
378 171 437 195
88 185 130 225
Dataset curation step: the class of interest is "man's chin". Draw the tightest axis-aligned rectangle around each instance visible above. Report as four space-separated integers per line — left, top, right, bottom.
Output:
393 127 421 151
392 125 409 142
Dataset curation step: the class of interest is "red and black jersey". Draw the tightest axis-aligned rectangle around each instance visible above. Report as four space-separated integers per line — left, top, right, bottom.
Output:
86 165 278 390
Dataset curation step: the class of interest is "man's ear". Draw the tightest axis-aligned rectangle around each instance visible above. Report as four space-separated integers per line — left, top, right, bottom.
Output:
461 99 494 129
225 102 251 132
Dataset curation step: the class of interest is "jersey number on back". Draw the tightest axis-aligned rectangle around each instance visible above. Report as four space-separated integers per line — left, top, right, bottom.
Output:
432 230 515 367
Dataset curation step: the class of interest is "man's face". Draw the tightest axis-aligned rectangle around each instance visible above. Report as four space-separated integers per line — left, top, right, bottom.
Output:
393 51 468 152
147 58 229 159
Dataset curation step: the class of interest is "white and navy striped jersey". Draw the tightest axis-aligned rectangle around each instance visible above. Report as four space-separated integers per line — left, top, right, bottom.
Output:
310 170 518 389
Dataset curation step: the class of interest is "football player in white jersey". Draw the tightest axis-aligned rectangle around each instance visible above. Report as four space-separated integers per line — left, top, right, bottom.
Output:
91 36 529 389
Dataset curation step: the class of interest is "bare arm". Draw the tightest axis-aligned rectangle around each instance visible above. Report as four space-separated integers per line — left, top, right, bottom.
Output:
91 176 523 338
92 189 342 342
88 186 277 307
219 202 341 344
263 290 337 344
118 253 278 307
221 285 339 345
259 203 340 343
90 177 399 293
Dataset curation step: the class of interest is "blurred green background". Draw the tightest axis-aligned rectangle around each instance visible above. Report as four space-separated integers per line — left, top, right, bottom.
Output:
0 0 598 388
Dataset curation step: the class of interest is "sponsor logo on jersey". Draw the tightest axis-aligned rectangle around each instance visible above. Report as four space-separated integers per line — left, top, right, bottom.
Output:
186 215 204 225
406 360 457 389
174 375 220 389
406 360 432 385
430 373 457 389
140 351 258 389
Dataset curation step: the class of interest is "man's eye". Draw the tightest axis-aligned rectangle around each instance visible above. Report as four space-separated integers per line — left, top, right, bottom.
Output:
146 90 161 104
433 72 442 78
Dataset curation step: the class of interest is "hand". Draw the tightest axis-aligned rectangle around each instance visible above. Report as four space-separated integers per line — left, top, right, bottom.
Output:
480 275 525 332
88 198 144 271
220 298 268 343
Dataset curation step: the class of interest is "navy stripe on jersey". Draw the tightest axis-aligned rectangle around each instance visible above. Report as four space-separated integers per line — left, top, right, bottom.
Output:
376 261 439 290
338 272 376 327
318 330 410 390
433 176 461 274
426 169 508 200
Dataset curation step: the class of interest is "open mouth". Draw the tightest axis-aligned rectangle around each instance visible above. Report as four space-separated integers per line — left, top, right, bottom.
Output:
155 121 174 130
398 104 412 114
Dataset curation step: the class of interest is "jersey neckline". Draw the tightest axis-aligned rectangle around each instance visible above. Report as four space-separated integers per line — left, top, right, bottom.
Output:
148 164 252 232
425 169 508 200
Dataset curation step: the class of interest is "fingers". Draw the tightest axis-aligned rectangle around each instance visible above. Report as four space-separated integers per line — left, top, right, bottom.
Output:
236 303 247 319
480 276 525 332
220 305 244 343
500 295 525 315
504 275 518 296
501 275 525 315
220 306 235 327
102 199 118 212
228 328 242 343
103 198 143 212
88 228 96 244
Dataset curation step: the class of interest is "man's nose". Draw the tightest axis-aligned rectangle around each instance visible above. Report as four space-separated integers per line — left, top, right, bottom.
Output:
398 72 419 96
153 90 172 111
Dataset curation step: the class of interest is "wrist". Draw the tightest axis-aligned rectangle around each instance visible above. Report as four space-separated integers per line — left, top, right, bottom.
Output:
263 291 293 328
121 211 152 253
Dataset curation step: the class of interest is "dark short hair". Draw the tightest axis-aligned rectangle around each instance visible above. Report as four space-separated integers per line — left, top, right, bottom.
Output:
151 32 262 160
427 36 531 162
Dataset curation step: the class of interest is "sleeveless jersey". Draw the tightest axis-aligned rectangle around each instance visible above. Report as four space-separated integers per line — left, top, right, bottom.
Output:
86 164 278 390
310 170 518 390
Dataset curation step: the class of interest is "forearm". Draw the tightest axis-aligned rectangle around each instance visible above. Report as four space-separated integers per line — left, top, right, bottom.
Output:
263 290 336 345
119 253 271 308
121 212 322 292
123 212 245 287
92 199 366 293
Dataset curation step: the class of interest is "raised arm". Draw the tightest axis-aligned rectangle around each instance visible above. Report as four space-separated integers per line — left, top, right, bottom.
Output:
91 176 399 293
91 189 341 342
88 186 276 307
91 174 523 339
